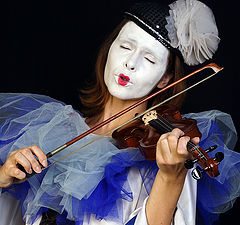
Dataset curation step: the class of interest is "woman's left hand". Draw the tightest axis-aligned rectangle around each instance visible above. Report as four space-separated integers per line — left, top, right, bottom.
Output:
156 128 200 181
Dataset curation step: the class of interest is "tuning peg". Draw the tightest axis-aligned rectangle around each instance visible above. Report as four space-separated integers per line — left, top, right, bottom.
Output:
214 152 224 162
205 145 218 153
191 167 204 180
184 158 198 169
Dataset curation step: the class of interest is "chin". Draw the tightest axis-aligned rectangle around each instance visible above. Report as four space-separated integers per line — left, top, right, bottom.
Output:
109 89 146 101
109 90 129 100
107 82 150 101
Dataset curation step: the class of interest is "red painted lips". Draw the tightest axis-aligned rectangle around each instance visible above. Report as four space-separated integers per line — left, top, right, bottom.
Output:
118 73 130 86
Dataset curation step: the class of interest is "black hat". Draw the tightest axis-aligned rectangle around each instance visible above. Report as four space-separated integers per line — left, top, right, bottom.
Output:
124 2 172 50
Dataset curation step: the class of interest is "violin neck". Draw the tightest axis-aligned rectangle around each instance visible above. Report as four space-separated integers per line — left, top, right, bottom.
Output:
148 117 198 152
148 117 175 133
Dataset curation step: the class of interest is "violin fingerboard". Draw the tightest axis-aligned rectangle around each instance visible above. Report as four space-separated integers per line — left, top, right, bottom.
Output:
149 118 175 133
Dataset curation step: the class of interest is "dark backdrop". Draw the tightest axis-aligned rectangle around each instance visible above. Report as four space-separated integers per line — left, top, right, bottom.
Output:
0 1 239 224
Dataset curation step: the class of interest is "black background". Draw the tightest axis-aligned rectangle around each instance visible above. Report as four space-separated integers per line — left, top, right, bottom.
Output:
0 0 239 224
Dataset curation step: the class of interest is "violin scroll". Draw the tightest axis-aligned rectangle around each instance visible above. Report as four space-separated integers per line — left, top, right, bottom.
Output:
190 151 224 179
184 145 224 179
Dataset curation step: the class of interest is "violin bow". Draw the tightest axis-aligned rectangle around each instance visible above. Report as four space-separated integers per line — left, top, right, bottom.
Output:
36 63 223 172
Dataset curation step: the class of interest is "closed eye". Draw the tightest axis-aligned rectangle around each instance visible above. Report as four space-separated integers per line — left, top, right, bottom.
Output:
145 57 155 64
120 45 131 50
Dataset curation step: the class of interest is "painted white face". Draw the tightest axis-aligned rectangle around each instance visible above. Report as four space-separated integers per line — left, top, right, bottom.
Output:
104 21 169 100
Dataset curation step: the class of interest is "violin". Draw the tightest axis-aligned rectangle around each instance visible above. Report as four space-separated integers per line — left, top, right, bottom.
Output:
16 63 224 181
112 104 224 180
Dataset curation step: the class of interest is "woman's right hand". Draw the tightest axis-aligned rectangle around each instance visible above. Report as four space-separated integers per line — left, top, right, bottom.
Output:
0 145 47 187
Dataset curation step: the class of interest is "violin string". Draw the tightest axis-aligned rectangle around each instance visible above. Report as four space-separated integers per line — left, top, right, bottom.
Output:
42 69 220 170
151 117 173 133
156 117 175 131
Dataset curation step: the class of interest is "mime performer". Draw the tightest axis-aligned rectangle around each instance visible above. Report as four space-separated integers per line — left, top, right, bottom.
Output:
0 1 239 225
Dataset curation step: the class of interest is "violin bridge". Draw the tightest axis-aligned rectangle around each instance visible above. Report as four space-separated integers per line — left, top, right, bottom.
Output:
142 110 158 125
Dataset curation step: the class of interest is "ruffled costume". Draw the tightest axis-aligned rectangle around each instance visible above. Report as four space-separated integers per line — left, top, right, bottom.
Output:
0 93 239 225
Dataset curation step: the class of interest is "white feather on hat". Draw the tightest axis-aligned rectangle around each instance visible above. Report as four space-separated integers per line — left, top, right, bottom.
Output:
165 0 220 65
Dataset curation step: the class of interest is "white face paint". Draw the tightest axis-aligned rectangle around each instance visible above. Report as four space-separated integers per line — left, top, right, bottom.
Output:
104 21 169 100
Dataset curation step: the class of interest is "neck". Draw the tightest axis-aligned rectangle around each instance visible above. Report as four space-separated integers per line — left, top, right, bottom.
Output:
87 96 147 135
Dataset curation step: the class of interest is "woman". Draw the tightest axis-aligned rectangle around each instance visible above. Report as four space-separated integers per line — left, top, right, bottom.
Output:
0 1 239 225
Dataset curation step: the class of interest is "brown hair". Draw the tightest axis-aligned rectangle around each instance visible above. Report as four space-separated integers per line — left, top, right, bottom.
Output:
79 19 186 119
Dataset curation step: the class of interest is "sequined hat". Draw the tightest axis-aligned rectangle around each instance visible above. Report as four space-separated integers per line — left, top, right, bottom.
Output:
124 2 172 50
124 0 220 66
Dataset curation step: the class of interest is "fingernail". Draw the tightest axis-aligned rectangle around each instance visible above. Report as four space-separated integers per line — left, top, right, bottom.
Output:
42 160 47 167
28 168 32 174
35 166 41 173
19 172 26 179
